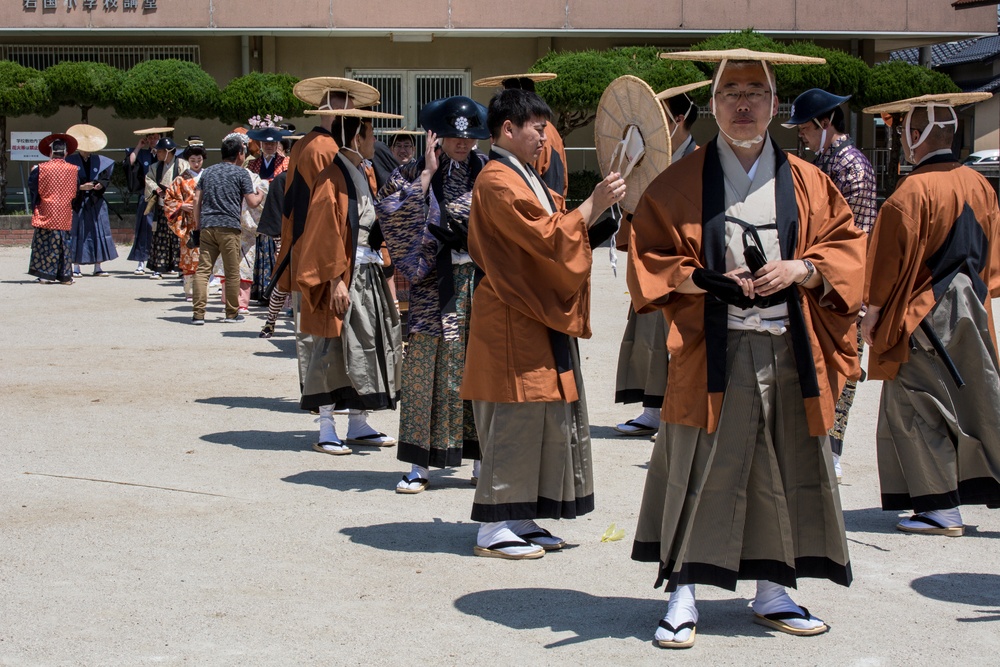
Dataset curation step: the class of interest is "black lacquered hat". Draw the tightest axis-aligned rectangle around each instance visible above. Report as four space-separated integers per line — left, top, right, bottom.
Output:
418 96 490 139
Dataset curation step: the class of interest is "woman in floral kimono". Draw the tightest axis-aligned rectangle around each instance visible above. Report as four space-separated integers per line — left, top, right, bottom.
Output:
163 145 207 300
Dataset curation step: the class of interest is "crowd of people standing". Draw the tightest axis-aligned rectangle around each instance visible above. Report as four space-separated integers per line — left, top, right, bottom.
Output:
22 56 1000 651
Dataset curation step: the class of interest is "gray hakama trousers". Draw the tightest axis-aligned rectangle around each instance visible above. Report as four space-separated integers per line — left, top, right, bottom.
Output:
632 330 852 592
878 273 1000 512
471 341 595 522
615 308 669 407
299 264 403 412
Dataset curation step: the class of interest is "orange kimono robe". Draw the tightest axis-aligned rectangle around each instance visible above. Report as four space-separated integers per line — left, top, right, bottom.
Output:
627 138 865 437
294 156 354 340
274 128 340 292
461 155 591 404
865 157 1000 380
534 126 569 198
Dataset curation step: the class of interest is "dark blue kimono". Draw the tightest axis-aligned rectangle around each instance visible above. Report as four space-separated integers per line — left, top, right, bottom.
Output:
68 153 118 265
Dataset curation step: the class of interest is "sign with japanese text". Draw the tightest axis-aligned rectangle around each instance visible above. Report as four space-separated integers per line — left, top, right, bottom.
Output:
9 132 52 162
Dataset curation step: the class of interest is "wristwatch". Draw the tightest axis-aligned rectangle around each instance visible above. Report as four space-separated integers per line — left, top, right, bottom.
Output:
796 259 816 286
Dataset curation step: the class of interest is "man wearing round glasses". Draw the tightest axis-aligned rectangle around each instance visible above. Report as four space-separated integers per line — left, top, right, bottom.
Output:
627 50 865 648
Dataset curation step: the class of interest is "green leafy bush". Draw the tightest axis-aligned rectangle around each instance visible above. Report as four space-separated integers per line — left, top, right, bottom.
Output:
43 61 121 123
217 72 308 126
116 59 219 127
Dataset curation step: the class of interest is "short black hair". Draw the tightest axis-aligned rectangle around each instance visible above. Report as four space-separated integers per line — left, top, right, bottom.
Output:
220 136 246 161
815 107 846 134
331 116 363 147
666 96 699 131
487 89 552 139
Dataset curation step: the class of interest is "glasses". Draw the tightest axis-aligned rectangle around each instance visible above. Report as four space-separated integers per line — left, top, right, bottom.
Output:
715 89 772 104
894 125 925 136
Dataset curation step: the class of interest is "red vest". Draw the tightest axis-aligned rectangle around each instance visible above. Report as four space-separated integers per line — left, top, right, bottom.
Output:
31 159 79 231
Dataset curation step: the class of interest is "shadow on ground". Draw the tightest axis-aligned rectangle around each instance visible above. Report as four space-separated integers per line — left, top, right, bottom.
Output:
254 339 296 357
195 396 301 414
589 425 633 441
842 507 900 535
911 573 1000 622
340 518 472 556
453 589 765 647
201 428 312 451
283 468 410 493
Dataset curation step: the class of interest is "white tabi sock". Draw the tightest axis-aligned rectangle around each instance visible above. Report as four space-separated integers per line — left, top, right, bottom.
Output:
472 459 482 478
476 521 542 557
407 465 428 481
641 406 661 425
752 580 825 631
317 405 340 444
655 584 697 643
347 409 377 438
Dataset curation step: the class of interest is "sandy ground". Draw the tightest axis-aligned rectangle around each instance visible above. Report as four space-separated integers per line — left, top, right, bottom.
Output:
1 244 998 667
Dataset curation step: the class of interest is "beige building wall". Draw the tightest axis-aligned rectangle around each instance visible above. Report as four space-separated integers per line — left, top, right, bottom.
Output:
3 1 995 35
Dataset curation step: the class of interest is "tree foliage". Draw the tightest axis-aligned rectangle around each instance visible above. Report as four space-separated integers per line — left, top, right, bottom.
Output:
532 47 706 136
784 42 870 106
116 59 219 127
43 61 121 123
0 62 56 210
856 59 961 109
216 72 308 126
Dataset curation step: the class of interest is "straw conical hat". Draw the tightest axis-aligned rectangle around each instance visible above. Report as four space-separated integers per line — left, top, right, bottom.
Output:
594 75 671 213
294 77 380 109
863 92 992 115
655 80 711 101
132 126 173 136
66 124 107 153
381 129 424 136
473 72 557 88
303 109 403 120
661 48 825 65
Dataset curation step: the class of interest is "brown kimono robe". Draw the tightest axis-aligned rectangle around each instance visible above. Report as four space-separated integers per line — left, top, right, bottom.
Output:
865 155 1000 512
294 153 401 412
463 150 594 522
627 137 865 592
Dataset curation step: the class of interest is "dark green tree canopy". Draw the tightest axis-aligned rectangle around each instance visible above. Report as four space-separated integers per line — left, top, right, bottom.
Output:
0 62 56 210
43 61 121 122
856 60 961 109
217 72 308 126
0 61 55 119
532 46 705 136
116 59 220 127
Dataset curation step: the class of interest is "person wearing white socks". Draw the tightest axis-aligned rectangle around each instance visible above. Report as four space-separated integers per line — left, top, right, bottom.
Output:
462 89 624 559
862 94 1000 536
377 96 489 495
628 50 863 647
295 111 403 455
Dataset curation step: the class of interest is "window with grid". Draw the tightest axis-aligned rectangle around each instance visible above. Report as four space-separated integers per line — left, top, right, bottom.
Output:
1 44 200 70
348 69 470 139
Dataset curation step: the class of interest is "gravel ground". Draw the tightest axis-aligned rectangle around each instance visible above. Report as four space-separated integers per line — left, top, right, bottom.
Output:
1 244 998 666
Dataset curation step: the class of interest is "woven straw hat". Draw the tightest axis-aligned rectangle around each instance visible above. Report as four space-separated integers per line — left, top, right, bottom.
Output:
594 75 671 213
294 77 381 110
309 109 403 120
132 126 174 136
863 92 992 115
473 73 557 88
654 80 711 101
660 48 825 65
66 124 108 153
